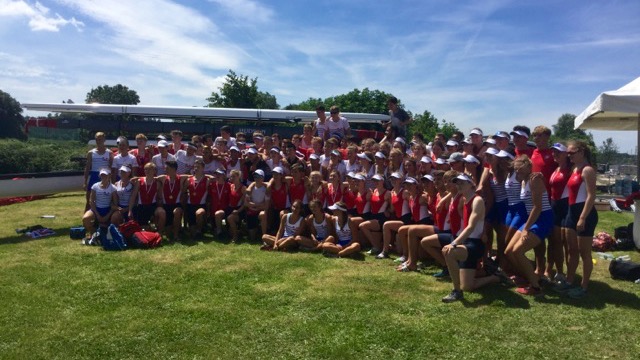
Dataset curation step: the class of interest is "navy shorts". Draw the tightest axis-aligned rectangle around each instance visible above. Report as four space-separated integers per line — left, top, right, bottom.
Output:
437 231 454 247
246 211 260 229
134 204 157 225
186 204 207 226
487 199 508 224
552 198 568 227
164 204 182 226
505 202 527 229
519 209 554 242
401 213 412 225
564 203 598 237
459 238 485 269
93 206 110 218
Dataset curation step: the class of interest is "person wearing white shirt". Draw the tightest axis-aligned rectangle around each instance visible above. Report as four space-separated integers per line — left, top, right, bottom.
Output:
326 105 350 139
151 140 176 175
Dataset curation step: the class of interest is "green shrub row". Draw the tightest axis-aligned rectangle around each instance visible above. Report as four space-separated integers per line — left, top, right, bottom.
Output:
0 139 86 175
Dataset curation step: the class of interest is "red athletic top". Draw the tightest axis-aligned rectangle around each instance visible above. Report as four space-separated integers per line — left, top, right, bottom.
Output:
289 179 307 204
566 166 589 205
343 188 357 210
131 148 152 177
449 194 463 236
270 183 288 210
435 193 448 230
549 167 571 201
229 183 243 208
168 143 187 155
187 176 208 205
327 183 342 207
208 181 231 212
531 148 556 193
515 147 534 158
162 175 181 205
310 185 327 207
355 192 368 215
409 193 428 222
391 189 405 219
137 177 158 205
370 189 387 214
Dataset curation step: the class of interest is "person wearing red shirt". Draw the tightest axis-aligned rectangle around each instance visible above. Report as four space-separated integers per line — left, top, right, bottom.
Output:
530 125 557 193
130 133 153 177
130 162 166 232
182 159 209 239
208 169 231 237
159 160 183 241
511 126 534 158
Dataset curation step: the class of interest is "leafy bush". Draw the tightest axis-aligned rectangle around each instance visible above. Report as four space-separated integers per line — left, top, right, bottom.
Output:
0 139 86 174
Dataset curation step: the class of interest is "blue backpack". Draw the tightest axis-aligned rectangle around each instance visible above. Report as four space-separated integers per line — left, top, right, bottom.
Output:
101 224 128 251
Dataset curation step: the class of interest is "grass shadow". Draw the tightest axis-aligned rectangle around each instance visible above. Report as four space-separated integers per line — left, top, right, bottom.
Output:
462 284 532 309
545 279 640 310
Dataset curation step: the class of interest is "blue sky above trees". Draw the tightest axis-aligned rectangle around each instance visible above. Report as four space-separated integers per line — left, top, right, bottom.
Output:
1 0 640 153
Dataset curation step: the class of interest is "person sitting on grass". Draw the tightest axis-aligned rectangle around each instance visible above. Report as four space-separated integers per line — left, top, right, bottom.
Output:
208 168 231 238
111 165 135 226
359 174 391 256
182 159 209 239
226 169 246 243
441 174 502 303
322 202 361 258
261 200 305 251
158 160 183 242
246 169 269 242
130 162 166 232
297 199 332 251
82 167 117 243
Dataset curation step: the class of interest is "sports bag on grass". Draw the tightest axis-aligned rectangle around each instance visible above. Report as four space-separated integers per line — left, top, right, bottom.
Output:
592 232 615 252
102 224 128 251
130 231 162 249
609 259 640 282
118 220 142 241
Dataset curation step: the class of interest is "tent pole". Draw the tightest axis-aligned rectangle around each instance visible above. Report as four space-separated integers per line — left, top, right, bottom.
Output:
635 114 640 249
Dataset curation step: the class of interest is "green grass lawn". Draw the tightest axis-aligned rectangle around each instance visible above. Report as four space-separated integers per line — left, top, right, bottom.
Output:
1 193 639 359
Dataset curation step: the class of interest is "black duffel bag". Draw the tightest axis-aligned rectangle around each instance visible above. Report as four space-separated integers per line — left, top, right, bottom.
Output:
609 259 640 281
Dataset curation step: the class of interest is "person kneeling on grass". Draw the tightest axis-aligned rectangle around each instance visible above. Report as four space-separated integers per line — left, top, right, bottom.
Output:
322 202 361 258
441 174 501 303
261 200 305 251
297 199 332 251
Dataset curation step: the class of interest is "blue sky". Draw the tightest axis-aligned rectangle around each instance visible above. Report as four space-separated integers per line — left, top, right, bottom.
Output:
2 0 640 153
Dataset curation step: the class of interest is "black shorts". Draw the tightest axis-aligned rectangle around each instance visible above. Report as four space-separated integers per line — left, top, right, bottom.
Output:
164 204 182 226
268 208 285 233
134 204 157 225
401 213 412 225
246 211 260 230
438 232 454 247
564 202 598 237
552 198 568 227
370 212 387 230
186 204 207 226
459 238 485 269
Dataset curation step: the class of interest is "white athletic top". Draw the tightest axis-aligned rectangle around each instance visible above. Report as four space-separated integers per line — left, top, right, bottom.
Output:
151 153 176 175
335 218 352 243
326 117 350 138
505 172 523 206
113 153 137 172
91 182 116 208
90 148 112 172
175 150 199 175
203 159 224 175
283 213 303 238
115 180 134 207
521 180 552 214
250 184 267 204
313 215 329 240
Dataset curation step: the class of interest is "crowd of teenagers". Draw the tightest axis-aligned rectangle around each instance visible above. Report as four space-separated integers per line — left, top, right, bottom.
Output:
81 99 598 302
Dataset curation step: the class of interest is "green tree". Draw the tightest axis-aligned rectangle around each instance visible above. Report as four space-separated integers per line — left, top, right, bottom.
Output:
207 70 279 109
85 84 140 105
284 97 323 111
551 113 594 144
0 89 27 140
598 137 619 165
407 111 459 141
323 88 393 114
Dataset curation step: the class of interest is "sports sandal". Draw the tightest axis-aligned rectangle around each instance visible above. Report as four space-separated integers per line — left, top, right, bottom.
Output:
396 264 416 272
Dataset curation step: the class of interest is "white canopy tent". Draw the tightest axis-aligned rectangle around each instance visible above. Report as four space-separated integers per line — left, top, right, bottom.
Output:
575 76 640 249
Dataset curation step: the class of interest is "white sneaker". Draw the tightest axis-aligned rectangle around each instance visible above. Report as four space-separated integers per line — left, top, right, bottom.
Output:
375 252 388 259
394 256 407 263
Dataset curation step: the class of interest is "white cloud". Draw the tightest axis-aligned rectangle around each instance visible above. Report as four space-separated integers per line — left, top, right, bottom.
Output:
0 0 84 31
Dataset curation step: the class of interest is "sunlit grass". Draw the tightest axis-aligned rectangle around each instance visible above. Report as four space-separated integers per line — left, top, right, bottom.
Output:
0 193 639 359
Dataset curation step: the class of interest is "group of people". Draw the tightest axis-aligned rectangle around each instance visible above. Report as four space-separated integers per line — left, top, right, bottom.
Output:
81 98 598 302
